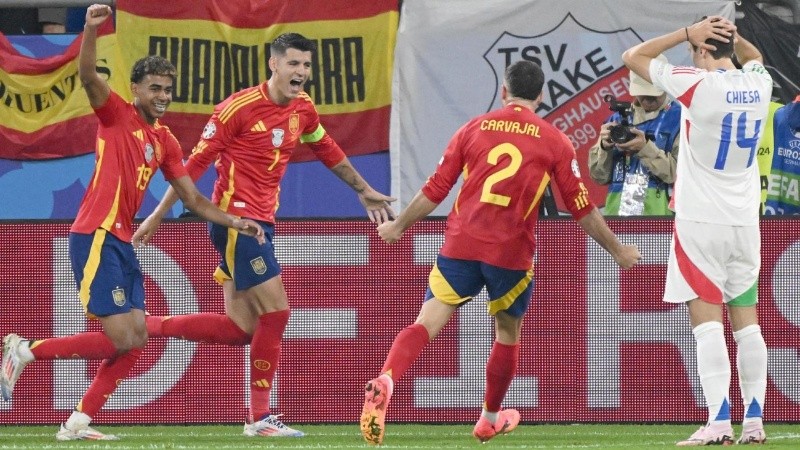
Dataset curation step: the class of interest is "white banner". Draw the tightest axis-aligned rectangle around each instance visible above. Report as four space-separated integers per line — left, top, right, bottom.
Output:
391 0 734 214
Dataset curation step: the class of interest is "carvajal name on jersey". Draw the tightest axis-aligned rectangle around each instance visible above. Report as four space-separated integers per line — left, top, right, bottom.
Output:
480 119 541 137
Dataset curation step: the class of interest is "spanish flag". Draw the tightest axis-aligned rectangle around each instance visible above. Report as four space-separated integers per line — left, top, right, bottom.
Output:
116 0 398 160
0 20 128 160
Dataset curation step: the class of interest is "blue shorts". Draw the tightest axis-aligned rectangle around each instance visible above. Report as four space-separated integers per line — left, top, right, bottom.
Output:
425 255 534 317
209 221 280 291
69 230 145 319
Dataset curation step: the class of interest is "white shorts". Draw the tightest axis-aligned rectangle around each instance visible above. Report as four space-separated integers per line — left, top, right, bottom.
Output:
663 218 760 304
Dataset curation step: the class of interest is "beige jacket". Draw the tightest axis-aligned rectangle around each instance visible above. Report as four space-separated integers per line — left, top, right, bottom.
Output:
588 101 679 185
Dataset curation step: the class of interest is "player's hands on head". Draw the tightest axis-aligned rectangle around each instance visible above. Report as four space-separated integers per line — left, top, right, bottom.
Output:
232 218 266 245
359 190 396 225
614 244 642 270
686 15 736 51
85 4 112 28
376 221 402 244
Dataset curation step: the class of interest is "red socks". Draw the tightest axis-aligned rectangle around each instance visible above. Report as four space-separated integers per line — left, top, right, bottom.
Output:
379 329 518 412
76 348 142 417
29 332 117 360
146 313 250 346
381 323 430 381
249 310 290 422
146 311 283 422
484 341 519 412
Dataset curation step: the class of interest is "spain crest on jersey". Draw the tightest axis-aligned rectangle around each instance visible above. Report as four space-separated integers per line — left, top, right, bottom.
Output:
289 113 300 135
272 129 285 147
112 287 126 306
250 256 267 275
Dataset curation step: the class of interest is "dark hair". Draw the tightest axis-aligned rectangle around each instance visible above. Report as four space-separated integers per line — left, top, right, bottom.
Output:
130 56 176 83
690 16 734 59
270 33 316 56
504 60 544 101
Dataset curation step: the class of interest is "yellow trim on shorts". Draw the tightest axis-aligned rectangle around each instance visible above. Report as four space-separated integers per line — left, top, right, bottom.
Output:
487 268 533 316
79 229 107 319
213 266 232 286
428 262 471 305
215 227 238 286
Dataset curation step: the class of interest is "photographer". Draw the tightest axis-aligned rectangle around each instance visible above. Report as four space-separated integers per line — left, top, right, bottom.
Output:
589 59 681 216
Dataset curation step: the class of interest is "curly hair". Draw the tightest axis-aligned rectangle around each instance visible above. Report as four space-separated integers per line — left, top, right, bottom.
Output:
130 56 176 83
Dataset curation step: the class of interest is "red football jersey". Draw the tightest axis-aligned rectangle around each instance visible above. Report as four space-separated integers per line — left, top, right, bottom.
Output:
71 91 187 242
185 83 346 223
421 104 593 270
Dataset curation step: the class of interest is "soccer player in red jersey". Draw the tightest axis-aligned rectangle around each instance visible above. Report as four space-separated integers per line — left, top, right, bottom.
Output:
359 60 641 445
0 4 263 441
132 33 395 437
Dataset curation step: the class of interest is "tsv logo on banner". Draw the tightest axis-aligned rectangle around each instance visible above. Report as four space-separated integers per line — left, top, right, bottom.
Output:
483 13 641 117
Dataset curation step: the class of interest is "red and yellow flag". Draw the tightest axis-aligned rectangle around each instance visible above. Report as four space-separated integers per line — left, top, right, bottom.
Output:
0 21 128 160
116 0 398 161
0 1 397 161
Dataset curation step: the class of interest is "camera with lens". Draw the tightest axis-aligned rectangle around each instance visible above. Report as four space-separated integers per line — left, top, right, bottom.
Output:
604 94 636 144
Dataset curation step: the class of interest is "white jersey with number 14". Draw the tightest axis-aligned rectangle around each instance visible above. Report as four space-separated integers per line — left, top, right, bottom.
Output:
650 58 772 226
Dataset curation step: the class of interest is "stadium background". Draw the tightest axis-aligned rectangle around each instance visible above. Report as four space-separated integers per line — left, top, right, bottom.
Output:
1 0 799 425
2 219 799 424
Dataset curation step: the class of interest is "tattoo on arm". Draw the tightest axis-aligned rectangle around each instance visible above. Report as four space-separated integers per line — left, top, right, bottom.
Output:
332 163 366 193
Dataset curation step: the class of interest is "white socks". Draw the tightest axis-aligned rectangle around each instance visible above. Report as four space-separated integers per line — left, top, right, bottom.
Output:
693 321 768 426
734 324 767 424
693 321 731 424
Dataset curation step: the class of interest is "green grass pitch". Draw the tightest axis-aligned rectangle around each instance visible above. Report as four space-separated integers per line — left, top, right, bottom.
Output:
0 423 798 448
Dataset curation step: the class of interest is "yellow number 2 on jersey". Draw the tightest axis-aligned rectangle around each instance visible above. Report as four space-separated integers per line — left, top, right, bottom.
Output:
480 143 522 207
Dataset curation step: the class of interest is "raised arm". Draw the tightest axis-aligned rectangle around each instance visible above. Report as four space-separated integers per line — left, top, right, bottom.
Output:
622 15 735 83
78 4 112 108
733 32 763 65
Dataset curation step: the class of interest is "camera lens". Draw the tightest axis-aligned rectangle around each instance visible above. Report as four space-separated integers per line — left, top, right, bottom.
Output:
609 125 635 144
